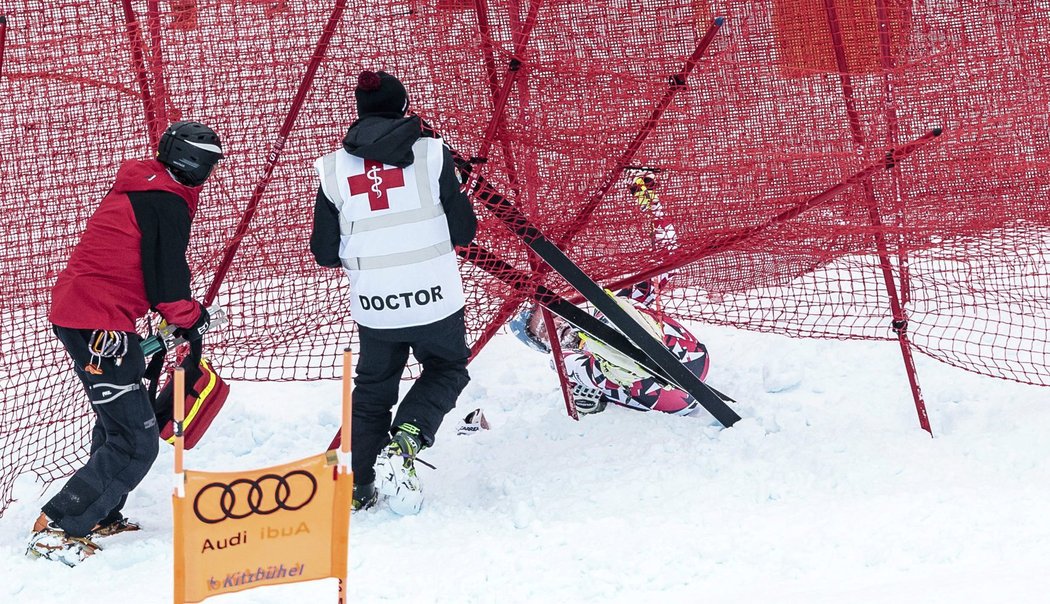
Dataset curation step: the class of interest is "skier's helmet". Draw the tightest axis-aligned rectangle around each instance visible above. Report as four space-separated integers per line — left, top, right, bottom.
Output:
157 121 224 187
508 304 582 353
508 305 550 353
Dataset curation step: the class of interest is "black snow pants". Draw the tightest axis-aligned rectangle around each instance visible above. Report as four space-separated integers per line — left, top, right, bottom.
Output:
352 309 471 485
43 326 159 537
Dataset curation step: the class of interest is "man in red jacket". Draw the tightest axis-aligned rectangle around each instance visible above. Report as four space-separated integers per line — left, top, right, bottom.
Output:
27 121 223 566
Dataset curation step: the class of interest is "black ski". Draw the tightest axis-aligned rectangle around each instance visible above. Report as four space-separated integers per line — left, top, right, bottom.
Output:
439 140 740 428
461 245 733 404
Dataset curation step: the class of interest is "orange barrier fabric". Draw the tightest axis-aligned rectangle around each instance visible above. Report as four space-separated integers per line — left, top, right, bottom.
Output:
173 452 350 603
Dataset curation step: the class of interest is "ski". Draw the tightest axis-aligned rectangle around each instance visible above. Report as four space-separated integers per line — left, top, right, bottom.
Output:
460 245 728 401
433 127 740 427
465 240 737 411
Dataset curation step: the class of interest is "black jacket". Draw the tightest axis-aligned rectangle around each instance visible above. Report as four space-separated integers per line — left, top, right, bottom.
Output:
310 116 477 268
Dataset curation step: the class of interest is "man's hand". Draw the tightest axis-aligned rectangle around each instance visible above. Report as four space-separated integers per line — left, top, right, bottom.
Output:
175 303 211 343
141 304 227 356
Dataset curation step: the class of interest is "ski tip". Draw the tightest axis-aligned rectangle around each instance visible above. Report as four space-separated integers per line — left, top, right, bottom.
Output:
932 127 943 136
714 16 725 26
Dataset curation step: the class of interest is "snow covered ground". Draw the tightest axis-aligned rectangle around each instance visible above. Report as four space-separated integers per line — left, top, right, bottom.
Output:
1 323 1049 603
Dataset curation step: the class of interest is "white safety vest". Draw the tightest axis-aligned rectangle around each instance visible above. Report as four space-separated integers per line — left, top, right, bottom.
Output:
314 138 466 328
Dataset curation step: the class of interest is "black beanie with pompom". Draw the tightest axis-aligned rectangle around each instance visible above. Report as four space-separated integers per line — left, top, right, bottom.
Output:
355 70 408 118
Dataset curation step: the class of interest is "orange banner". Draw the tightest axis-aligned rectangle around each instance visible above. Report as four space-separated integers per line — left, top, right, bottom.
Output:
173 451 351 603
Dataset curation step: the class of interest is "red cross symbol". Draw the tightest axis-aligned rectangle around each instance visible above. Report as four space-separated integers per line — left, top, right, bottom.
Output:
347 160 406 211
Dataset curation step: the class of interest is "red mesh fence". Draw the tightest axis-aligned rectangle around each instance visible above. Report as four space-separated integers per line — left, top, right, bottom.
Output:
1 0 1047 513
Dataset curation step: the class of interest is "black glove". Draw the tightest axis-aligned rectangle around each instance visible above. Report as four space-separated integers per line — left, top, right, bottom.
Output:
175 304 210 343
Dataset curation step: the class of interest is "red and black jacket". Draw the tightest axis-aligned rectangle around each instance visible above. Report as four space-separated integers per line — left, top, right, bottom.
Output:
50 159 204 332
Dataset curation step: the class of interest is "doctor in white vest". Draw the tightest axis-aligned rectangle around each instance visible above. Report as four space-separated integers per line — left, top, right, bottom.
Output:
310 70 477 514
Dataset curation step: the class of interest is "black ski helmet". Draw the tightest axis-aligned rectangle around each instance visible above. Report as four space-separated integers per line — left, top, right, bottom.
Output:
157 121 224 187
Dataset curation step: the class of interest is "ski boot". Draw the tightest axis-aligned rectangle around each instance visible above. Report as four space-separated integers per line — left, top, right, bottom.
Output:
26 514 102 567
376 423 425 515
352 481 378 511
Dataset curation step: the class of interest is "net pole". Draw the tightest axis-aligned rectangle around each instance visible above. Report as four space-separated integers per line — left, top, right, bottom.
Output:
145 0 172 134
172 367 186 604
174 367 185 483
0 16 8 80
340 349 352 464
875 0 911 304
471 0 500 104
541 307 579 420
119 0 161 148
339 349 351 604
824 0 931 434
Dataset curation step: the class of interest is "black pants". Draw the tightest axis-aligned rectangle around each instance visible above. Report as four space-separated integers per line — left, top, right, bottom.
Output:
352 311 471 485
43 326 159 537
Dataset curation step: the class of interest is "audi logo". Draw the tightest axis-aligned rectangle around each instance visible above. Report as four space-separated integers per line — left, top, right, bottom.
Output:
193 470 318 524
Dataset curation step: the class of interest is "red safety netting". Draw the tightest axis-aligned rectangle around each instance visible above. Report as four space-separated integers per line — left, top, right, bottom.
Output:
1 0 1047 513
